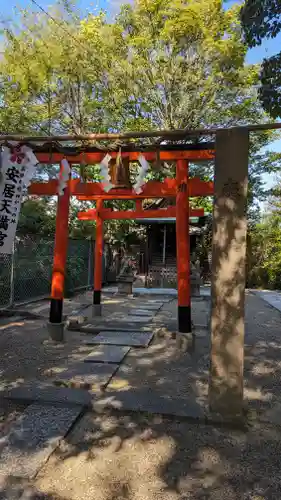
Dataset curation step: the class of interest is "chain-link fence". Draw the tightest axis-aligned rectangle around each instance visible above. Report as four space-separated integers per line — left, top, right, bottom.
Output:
0 253 13 308
0 236 112 309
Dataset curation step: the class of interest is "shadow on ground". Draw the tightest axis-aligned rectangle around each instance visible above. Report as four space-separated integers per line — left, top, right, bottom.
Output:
1 293 281 498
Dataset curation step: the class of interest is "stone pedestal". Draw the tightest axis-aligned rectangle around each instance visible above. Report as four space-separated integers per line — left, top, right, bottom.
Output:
47 322 64 342
209 128 249 417
92 304 102 317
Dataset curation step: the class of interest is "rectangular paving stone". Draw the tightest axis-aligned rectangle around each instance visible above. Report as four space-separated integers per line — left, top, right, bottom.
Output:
121 316 152 323
84 330 154 347
146 298 171 302
95 391 205 420
3 382 95 407
0 403 82 478
128 309 154 316
84 345 130 364
79 324 153 335
52 362 119 390
139 304 162 311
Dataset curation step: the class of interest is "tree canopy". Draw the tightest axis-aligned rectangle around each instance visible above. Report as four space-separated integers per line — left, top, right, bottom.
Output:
0 0 280 240
247 175 281 290
241 0 281 118
0 0 271 132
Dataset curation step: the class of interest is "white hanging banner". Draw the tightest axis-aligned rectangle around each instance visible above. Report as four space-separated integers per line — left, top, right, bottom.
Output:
133 154 150 194
0 143 38 254
57 158 71 196
99 153 114 192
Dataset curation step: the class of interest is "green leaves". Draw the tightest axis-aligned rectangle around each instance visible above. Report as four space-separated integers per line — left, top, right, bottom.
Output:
241 0 281 48
241 0 281 118
1 0 280 241
259 53 281 118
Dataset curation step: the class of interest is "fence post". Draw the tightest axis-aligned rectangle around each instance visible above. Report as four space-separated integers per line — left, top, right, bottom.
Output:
9 241 16 308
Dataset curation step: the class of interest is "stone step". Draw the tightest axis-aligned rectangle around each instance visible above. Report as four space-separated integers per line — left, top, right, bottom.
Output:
84 330 154 347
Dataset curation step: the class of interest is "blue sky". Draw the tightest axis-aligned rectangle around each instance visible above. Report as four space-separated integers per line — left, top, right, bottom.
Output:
1 0 117 19
1 0 281 191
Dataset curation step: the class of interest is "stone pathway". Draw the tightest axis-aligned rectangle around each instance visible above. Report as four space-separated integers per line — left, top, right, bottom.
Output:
84 330 154 347
2 291 281 499
254 289 281 313
0 294 166 496
84 345 130 364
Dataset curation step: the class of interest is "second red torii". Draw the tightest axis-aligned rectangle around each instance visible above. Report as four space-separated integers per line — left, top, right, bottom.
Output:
78 207 205 221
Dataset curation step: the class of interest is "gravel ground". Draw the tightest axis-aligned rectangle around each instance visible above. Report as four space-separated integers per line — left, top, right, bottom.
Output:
1 291 281 499
0 400 26 439
33 410 281 500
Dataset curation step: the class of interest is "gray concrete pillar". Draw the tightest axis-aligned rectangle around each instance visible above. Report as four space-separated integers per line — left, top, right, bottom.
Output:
209 128 249 417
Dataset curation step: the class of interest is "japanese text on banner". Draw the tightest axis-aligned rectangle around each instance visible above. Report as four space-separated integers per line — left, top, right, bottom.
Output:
0 144 38 254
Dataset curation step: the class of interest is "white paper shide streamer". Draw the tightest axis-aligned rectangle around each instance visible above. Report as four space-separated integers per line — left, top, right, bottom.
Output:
99 154 113 193
133 154 150 194
57 159 71 196
0 143 39 254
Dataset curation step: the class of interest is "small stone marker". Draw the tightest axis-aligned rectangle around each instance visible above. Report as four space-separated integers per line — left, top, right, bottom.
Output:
84 345 130 364
84 330 154 347
66 315 86 329
0 403 82 478
52 362 119 390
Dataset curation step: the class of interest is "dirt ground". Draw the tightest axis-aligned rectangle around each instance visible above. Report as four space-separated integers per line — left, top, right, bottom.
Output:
1 291 281 499
33 411 281 500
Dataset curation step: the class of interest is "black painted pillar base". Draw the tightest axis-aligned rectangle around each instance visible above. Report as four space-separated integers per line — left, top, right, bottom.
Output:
178 305 192 333
49 298 63 324
93 290 101 305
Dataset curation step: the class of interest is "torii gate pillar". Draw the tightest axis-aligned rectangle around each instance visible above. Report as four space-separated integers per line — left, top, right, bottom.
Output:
48 162 70 341
209 128 249 417
92 199 103 316
176 159 191 336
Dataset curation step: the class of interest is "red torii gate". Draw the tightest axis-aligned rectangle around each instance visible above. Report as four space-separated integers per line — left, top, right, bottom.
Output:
28 145 214 335
77 204 206 318
1 124 257 417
